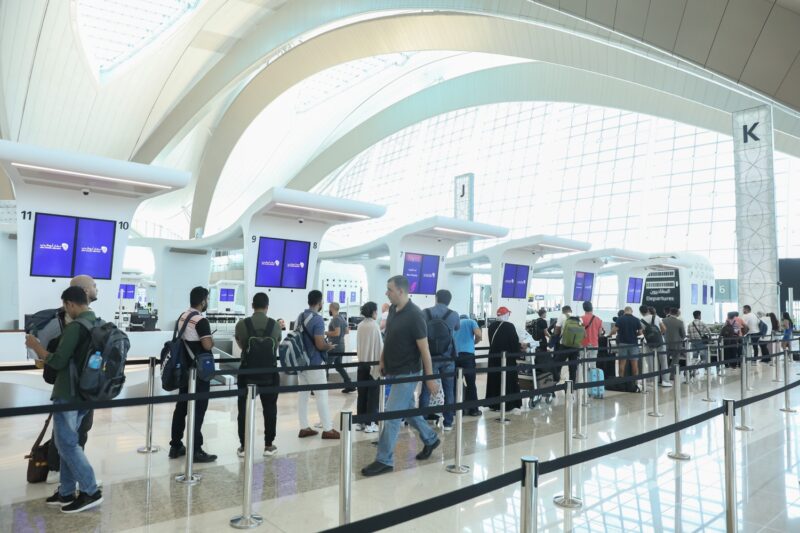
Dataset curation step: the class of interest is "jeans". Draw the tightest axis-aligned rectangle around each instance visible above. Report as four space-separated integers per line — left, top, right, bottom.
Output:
690 340 707 362
170 376 210 450
53 400 98 496
456 353 478 403
237 377 278 447
48 409 93 472
376 372 438 467
418 359 455 426
298 369 333 431
329 352 352 385
749 335 761 361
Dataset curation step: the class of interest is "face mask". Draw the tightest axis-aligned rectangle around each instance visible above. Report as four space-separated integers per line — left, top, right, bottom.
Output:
499 314 510 322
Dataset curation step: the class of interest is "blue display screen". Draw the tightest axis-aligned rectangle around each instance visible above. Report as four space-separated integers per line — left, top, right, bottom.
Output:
220 288 235 302
118 284 135 299
702 284 708 305
691 284 698 305
626 277 644 304
339 291 346 304
350 291 357 302
327 290 335 303
281 240 310 289
403 253 422 294
573 271 595 301
513 265 530 299
255 237 310 289
501 263 530 299
31 212 115 279
255 237 285 288
402 253 439 295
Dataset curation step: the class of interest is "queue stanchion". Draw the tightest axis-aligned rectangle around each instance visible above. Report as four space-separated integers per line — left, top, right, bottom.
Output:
521 456 539 533
230 384 263 529
378 380 386 434
745 343 754 392
573 371 586 441
497 352 509 424
176 367 201 485
780 348 796 414
446 367 470 474
339 412 353 525
668 364 690 461
702 344 716 403
554 380 582 510
723 399 738 533
137 356 160 454
735 351 753 432
649 350 663 418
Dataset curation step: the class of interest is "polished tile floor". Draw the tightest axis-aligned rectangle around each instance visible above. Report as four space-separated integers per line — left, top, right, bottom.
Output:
0 362 798 532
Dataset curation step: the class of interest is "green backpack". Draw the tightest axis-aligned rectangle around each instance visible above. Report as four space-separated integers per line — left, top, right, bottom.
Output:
561 316 586 348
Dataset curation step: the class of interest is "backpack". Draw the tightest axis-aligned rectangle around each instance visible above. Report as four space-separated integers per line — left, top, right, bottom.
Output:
758 319 768 337
242 317 278 386
71 318 129 401
531 319 547 342
278 312 316 373
160 311 198 391
641 316 663 346
424 308 455 359
24 308 60 335
561 316 586 348
720 321 737 338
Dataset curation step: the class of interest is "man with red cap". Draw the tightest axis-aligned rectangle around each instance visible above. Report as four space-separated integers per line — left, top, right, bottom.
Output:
484 307 527 414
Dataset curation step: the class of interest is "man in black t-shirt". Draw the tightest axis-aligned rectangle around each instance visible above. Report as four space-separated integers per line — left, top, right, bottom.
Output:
533 308 550 352
169 286 217 463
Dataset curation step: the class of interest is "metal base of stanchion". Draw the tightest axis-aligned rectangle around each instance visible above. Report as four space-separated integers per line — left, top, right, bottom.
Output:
735 425 753 432
572 433 587 440
230 514 263 529
701 398 717 403
553 495 583 509
496 418 510 424
648 411 664 418
175 473 202 484
137 445 160 454
780 407 797 413
446 464 470 474
668 452 691 461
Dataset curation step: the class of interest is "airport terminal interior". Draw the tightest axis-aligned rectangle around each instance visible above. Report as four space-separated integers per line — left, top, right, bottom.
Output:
2 1 800 532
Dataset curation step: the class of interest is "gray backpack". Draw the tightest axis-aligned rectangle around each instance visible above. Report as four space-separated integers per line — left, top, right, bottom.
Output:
71 318 129 401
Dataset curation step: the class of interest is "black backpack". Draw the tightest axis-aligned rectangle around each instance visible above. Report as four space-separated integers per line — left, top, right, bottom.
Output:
242 317 278 386
531 319 547 342
424 308 455 359
71 318 129 401
160 311 198 391
641 316 663 346
720 322 737 338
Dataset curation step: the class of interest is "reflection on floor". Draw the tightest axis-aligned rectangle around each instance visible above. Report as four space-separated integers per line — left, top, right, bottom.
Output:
0 362 798 532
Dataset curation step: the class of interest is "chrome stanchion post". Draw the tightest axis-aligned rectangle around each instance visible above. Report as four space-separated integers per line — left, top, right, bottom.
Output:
745 341 754 392
723 399 738 533
702 344 716 403
521 456 539 533
138 356 160 454
339 412 352 525
735 351 753 431
719 338 727 378
554 380 582 509
668 364 690 461
649 349 663 418
447 368 470 474
773 337 782 382
378 380 386 435
497 351 509 424
230 384 263 529
781 348 796 413
176 367 201 484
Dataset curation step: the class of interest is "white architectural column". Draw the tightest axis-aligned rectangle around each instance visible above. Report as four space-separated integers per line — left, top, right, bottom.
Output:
732 106 779 312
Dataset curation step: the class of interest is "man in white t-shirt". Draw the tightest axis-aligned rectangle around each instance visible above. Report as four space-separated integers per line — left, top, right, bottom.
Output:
639 305 671 387
741 305 761 361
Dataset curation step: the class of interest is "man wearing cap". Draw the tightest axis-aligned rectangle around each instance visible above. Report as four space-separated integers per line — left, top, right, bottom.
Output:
485 307 526 414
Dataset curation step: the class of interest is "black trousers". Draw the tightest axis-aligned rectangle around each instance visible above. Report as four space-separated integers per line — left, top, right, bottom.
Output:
171 378 210 450
554 345 579 383
48 410 93 472
455 353 478 403
237 377 278 447
356 364 379 424
329 352 352 385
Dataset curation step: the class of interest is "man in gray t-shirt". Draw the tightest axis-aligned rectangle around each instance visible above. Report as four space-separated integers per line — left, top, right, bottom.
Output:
327 302 354 392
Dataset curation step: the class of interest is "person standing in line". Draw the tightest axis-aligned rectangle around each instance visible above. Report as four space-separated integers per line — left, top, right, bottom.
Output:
756 311 772 362
420 289 460 430
768 312 781 358
355 301 382 433
361 276 441 477
327 302 355 393
687 310 712 359
741 305 761 362
532 308 550 353
454 312 482 417
297 290 340 440
581 301 605 360
609 306 642 391
552 305 573 383
168 286 217 463
782 312 795 351
25 287 103 513
485 307 526 413
662 308 686 382
234 292 282 457
379 303 390 335
640 305 671 387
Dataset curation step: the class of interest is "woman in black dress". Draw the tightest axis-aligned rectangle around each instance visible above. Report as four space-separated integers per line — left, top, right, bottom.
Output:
485 307 526 412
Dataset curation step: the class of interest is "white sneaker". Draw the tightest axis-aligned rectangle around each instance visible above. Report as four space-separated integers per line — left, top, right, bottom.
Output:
509 408 523 415
46 471 60 484
363 423 379 433
236 447 245 458
313 422 323 429
353 423 364 432
263 445 277 456
661 381 673 388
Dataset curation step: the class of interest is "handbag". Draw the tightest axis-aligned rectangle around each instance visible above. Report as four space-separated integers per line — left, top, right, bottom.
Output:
25 414 53 483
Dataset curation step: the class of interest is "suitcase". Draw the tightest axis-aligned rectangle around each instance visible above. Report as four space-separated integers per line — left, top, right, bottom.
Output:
588 367 605 399
597 336 616 379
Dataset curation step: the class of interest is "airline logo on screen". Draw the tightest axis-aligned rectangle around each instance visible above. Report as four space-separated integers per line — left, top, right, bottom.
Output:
261 259 281 267
80 245 109 254
422 271 436 279
39 242 70 251
286 261 305 269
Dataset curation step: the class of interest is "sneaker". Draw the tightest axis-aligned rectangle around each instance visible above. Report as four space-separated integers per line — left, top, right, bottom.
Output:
313 422 323 429
466 409 482 417
237 447 245 458
443 424 453 432
168 444 186 459
193 449 217 463
46 470 60 484
353 423 364 432
263 445 277 456
298 428 319 438
415 438 440 460
361 461 393 477
321 429 340 440
661 381 673 388
46 490 76 507
509 408 523 415
363 423 379 433
341 387 357 393
61 491 102 514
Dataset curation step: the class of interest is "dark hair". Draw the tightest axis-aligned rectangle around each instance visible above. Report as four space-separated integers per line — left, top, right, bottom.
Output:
582 301 592 312
783 312 794 328
308 290 323 307
387 275 409 292
190 286 209 307
769 312 780 330
538 308 547 317
562 305 572 313
252 292 269 309
743 305 751 312
693 310 701 319
617 309 625 317
361 301 378 318
436 289 452 306
61 285 88 306
639 305 649 315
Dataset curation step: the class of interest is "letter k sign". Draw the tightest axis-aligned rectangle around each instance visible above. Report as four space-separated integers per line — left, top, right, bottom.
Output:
743 122 760 143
